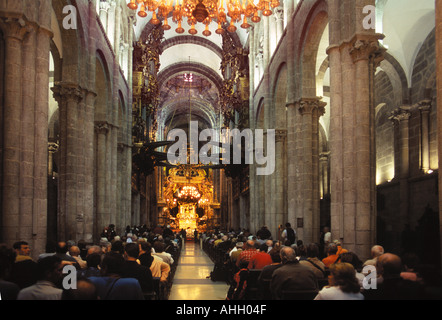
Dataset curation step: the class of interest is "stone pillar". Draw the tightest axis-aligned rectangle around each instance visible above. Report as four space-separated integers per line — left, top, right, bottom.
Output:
390 107 412 179
95 121 109 240
83 90 96 243
0 17 30 246
320 152 330 199
418 100 432 173
273 129 287 238
274 7 284 44
99 1 110 32
390 107 412 229
297 98 326 244
327 0 384 260
52 83 83 242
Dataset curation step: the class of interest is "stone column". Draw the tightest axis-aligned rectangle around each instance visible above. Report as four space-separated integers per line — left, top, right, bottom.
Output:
390 106 412 229
83 90 96 243
274 7 284 44
418 100 432 173
99 1 110 32
95 121 109 240
297 98 326 244
0 17 31 246
320 152 330 199
327 0 384 260
273 129 287 238
52 83 83 241
390 107 412 179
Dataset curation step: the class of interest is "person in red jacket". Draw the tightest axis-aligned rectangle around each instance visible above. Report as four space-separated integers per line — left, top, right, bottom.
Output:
248 243 273 270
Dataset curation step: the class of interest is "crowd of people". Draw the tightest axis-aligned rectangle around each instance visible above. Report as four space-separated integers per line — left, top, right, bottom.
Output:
0 224 182 300
2 222 442 300
201 224 442 300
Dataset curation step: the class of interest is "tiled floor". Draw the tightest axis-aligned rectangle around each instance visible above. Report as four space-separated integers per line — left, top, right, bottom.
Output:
169 241 230 301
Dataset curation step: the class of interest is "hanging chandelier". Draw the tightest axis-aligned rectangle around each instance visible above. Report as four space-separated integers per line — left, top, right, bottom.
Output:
127 0 281 36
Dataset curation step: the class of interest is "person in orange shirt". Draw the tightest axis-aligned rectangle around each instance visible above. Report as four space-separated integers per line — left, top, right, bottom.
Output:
322 243 341 268
335 240 348 256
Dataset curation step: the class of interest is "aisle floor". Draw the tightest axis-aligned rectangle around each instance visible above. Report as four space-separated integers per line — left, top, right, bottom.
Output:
169 241 230 301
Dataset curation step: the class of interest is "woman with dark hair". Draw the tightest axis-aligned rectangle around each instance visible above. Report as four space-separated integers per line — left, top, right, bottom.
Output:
340 252 365 288
314 263 364 300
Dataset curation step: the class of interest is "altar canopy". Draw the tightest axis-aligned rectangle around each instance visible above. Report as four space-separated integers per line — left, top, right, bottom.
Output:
163 165 216 236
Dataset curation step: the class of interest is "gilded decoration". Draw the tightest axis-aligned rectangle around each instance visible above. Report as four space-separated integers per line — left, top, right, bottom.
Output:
163 165 217 234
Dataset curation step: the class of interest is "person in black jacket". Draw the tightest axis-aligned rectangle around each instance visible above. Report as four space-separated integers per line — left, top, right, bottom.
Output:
122 243 154 295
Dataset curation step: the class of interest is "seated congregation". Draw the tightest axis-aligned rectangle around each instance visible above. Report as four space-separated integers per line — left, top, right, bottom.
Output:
202 227 442 300
0 224 181 300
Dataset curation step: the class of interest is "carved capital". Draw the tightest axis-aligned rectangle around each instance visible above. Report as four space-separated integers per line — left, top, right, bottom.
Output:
390 106 412 123
95 121 110 135
417 99 432 113
51 82 83 104
275 129 287 142
298 97 327 116
0 17 32 41
48 142 59 154
349 34 385 64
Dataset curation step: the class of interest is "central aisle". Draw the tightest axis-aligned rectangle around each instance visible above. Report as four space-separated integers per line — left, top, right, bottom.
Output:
169 241 230 300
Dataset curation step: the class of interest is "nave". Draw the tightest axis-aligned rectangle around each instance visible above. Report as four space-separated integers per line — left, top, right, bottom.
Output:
169 241 230 301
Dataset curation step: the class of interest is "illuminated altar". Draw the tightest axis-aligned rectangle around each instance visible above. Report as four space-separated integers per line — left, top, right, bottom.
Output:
163 164 217 237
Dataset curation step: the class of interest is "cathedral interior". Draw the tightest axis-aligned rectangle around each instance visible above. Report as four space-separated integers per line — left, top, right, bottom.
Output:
1 0 442 269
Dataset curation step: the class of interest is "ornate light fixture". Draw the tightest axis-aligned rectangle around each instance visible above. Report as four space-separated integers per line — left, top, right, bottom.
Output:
176 185 202 204
127 0 281 36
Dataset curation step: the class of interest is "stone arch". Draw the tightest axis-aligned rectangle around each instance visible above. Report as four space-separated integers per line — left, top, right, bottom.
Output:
95 51 112 121
272 63 288 129
52 0 87 85
299 0 328 98
256 98 265 129
380 52 409 105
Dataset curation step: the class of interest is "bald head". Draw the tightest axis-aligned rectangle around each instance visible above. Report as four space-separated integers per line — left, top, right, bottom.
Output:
377 253 402 278
371 245 384 258
280 246 297 263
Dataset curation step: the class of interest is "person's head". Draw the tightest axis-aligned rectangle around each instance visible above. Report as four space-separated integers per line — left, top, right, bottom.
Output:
327 243 338 256
269 248 282 263
297 245 307 257
236 242 244 249
280 246 297 264
0 244 16 279
62 278 98 300
100 251 125 276
69 246 81 257
13 241 31 256
259 243 268 253
306 243 320 258
340 252 363 272
246 239 255 250
56 242 68 254
87 245 102 257
153 241 165 253
265 240 273 248
37 256 63 285
323 226 330 233
124 243 140 260
328 263 361 294
285 223 291 228
371 245 384 259
111 240 124 255
86 253 101 269
139 241 152 255
376 253 402 278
